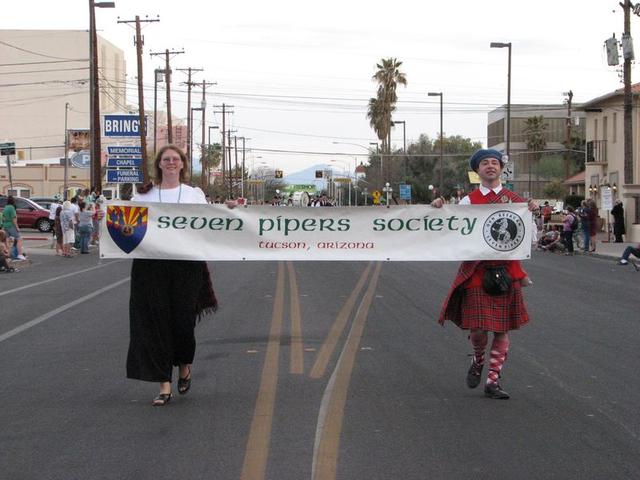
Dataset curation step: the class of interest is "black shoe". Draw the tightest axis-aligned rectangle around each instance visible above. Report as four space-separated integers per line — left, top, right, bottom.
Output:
484 382 510 399
152 392 172 406
466 361 483 389
178 367 192 395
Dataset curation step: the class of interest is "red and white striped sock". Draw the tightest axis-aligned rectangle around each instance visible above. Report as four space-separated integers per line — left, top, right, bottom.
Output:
486 333 510 385
470 330 488 365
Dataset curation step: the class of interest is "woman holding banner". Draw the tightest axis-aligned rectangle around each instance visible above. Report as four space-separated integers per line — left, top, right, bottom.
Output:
127 144 217 406
431 149 537 400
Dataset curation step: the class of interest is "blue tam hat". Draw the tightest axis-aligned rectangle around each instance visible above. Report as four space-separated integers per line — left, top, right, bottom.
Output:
469 149 504 172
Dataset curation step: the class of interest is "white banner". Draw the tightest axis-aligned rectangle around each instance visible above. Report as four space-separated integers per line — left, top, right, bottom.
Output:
100 203 533 261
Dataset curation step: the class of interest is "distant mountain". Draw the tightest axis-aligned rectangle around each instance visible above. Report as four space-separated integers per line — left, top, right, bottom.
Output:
283 163 343 188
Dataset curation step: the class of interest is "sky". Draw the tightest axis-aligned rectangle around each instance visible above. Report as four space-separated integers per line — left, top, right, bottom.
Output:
0 0 633 176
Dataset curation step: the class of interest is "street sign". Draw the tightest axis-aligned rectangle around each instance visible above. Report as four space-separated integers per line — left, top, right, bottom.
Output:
103 115 147 137
501 162 514 181
399 184 412 200
70 150 91 168
372 190 381 205
107 169 143 183
106 157 143 168
107 146 142 156
0 142 16 156
601 186 613 210
468 171 481 184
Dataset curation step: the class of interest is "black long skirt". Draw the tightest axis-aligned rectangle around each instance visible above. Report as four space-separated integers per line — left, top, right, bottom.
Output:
126 259 206 383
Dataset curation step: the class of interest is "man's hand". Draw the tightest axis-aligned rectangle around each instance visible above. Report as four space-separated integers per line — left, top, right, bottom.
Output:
430 197 444 208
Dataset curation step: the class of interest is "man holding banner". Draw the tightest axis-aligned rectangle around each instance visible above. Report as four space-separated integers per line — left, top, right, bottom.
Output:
432 149 537 400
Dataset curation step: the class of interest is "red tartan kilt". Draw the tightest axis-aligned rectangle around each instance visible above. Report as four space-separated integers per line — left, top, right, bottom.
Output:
457 283 529 332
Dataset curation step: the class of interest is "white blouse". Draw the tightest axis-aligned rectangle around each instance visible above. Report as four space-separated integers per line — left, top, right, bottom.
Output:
132 184 207 204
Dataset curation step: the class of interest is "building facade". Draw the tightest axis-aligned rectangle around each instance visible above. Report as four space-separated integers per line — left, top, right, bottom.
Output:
583 85 640 242
487 104 586 197
0 30 125 196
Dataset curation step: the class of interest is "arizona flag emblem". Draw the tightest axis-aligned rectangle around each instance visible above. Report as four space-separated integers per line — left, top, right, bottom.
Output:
106 206 148 254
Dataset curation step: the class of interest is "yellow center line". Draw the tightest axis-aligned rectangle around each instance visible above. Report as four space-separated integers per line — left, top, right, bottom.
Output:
311 262 382 480
287 261 304 375
240 261 285 480
309 263 373 379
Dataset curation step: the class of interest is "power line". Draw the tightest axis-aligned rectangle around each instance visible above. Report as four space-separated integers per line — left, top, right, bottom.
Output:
0 39 84 61
0 59 88 67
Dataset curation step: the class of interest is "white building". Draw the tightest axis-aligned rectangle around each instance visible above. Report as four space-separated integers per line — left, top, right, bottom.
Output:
583 84 640 242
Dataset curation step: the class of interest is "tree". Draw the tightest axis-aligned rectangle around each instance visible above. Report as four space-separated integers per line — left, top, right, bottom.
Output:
368 58 407 182
364 133 481 203
523 115 547 197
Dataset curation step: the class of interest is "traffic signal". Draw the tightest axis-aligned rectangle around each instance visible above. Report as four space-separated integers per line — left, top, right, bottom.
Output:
315 170 323 179
275 169 283 179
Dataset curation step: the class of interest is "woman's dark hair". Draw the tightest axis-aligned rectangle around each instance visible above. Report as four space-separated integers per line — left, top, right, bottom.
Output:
153 144 189 184
79 201 86 211
55 206 62 217
7 195 15 206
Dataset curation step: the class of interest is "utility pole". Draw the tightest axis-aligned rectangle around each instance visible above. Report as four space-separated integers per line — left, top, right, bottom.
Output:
227 129 237 196
564 90 573 179
89 0 115 194
213 103 234 196
239 136 249 199
150 48 185 143
118 15 159 184
64 102 69 200
153 68 165 154
178 67 203 165
622 0 634 184
195 79 215 189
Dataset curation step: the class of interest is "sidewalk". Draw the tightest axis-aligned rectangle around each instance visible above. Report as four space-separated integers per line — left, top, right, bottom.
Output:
581 232 635 261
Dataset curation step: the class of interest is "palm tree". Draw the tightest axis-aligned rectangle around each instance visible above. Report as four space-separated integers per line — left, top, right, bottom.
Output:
523 115 547 196
371 58 407 154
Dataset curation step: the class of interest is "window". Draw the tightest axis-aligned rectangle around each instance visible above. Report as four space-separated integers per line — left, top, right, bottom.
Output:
613 113 617 143
15 198 32 209
635 196 640 224
7 187 31 198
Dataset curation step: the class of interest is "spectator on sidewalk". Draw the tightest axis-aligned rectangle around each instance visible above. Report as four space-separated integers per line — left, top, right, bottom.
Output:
562 206 576 256
612 200 626 243
577 200 590 254
537 225 562 252
541 201 552 229
70 196 80 251
0 230 18 273
1 196 26 260
48 194 62 247
78 201 94 254
53 206 64 256
587 199 598 252
617 243 640 270
60 201 76 258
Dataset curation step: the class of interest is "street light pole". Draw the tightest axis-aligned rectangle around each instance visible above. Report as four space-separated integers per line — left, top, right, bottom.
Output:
89 0 115 194
64 102 70 200
428 92 443 191
490 42 512 162
394 120 406 180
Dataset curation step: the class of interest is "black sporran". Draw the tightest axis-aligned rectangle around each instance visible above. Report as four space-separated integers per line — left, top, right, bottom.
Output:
482 265 512 295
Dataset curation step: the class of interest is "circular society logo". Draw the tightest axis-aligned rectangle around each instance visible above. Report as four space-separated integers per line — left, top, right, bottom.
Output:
482 210 525 252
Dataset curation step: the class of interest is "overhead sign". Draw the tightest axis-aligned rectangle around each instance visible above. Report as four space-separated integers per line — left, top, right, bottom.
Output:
107 169 143 183
107 146 142 156
103 115 147 137
100 203 533 262
468 171 481 184
106 157 143 168
399 184 412 200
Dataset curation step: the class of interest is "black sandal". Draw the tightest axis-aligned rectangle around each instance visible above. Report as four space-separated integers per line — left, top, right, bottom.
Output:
152 393 172 406
178 367 191 395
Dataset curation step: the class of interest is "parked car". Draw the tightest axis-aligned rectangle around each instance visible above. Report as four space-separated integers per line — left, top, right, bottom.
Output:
30 196 60 211
0 195 53 232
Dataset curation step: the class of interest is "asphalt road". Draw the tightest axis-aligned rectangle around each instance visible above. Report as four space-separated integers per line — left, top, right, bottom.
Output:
1 250 638 480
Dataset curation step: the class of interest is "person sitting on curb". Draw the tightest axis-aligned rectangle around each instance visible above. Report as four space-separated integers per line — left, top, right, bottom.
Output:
537 225 562 252
0 230 19 273
617 243 640 271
